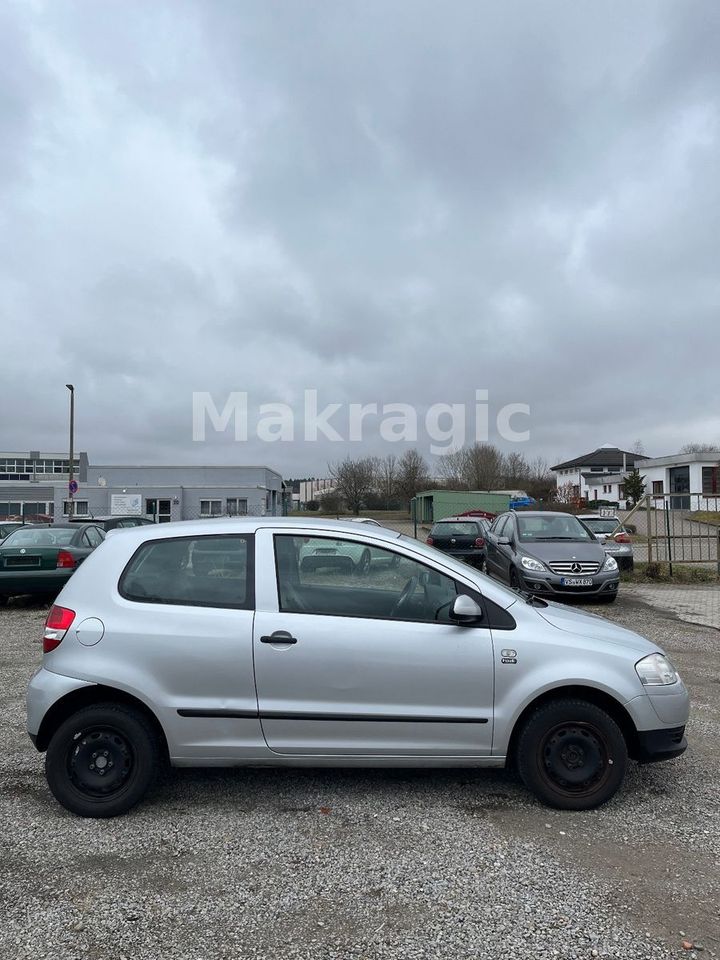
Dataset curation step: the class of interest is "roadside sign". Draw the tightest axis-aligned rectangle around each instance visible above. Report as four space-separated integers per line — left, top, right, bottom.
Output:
110 493 143 516
68 480 79 495
598 507 615 518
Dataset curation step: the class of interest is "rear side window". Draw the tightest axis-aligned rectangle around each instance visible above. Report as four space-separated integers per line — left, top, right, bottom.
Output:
119 534 254 609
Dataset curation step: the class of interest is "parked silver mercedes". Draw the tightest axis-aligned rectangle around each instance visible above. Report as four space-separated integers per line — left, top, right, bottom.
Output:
26 518 688 818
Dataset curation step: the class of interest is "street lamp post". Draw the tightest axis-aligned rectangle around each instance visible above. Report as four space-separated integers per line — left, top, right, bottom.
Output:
66 384 75 518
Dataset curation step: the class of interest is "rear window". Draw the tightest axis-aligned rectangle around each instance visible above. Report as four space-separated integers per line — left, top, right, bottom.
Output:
581 518 621 534
119 534 254 609
2 529 76 547
431 522 479 536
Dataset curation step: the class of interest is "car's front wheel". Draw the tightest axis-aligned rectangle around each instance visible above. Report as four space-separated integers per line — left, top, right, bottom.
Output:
516 698 627 810
45 703 162 818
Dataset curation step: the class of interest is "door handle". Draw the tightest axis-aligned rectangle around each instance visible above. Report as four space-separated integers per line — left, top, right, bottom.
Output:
260 631 298 645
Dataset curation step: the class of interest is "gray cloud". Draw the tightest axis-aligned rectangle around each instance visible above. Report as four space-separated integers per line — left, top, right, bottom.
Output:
0 0 718 475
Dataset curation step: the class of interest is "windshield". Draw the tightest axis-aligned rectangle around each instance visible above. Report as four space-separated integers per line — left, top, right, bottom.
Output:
2 529 76 547
581 518 621 534
431 522 478 536
517 515 593 542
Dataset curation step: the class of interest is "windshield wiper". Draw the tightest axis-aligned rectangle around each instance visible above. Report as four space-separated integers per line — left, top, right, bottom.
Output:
534 536 578 541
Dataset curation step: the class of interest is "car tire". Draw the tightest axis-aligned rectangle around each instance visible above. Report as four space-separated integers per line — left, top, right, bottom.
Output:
45 702 162 818
517 698 627 810
597 593 618 604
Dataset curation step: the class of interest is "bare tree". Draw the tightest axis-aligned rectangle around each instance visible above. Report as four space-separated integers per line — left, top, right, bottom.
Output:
395 449 429 504
503 451 529 488
552 481 577 505
436 448 468 488
328 456 378 515
376 454 398 509
679 442 720 455
632 439 646 456
462 443 505 490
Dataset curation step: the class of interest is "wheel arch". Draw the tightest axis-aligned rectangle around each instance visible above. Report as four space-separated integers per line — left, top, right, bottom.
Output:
505 685 640 765
34 684 169 757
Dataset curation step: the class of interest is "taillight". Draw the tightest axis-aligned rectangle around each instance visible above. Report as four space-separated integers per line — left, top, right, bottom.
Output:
43 605 76 653
426 536 434 545
56 550 76 569
614 532 631 543
475 537 485 547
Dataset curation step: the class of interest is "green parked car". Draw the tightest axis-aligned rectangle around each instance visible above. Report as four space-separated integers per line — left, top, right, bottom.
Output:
0 523 106 605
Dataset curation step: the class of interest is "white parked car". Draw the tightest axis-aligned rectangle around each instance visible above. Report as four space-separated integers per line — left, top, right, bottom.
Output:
578 515 634 571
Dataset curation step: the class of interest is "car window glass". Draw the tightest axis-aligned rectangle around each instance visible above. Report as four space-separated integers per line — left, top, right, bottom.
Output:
431 522 478 536
517 515 593 542
2 529 76 547
120 535 253 609
494 517 508 537
275 534 458 623
85 527 104 547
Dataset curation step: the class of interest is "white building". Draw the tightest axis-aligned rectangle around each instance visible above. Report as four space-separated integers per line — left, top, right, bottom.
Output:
551 445 643 507
637 453 720 511
291 478 337 510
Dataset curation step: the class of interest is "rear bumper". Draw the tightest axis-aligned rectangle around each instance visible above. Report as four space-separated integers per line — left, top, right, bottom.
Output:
0 571 71 597
636 726 687 763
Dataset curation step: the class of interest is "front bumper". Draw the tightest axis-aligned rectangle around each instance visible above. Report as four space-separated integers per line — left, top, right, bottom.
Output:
636 726 687 763
517 568 620 597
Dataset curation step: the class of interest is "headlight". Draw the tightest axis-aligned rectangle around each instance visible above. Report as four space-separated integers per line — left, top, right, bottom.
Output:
521 556 545 572
635 653 679 686
602 555 618 571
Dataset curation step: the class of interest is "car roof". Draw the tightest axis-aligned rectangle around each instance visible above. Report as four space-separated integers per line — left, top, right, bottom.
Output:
577 514 619 519
49 522 99 529
434 516 485 523
506 511 583 518
100 516 403 544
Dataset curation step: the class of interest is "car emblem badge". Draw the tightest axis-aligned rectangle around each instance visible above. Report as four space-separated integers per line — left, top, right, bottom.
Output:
571 562 582 573
20 549 26 555
450 538 456 544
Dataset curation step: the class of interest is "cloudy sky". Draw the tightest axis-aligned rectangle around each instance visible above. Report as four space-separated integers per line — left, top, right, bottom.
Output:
1 0 718 475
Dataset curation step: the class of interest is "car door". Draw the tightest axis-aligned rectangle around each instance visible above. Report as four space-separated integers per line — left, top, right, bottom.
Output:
485 516 507 575
495 515 517 582
253 528 495 757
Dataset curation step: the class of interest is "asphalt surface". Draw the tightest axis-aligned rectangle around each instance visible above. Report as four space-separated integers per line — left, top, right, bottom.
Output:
0 592 717 960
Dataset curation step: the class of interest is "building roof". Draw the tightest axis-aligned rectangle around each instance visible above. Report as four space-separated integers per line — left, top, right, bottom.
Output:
551 447 642 472
635 452 720 468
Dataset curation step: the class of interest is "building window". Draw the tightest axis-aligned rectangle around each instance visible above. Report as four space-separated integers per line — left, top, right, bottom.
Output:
146 499 172 522
200 499 223 517
226 498 248 516
63 500 89 516
702 467 718 495
619 484 625 499
652 481 664 496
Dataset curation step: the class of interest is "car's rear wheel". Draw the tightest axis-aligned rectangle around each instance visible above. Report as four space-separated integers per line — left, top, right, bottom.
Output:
517 698 627 810
45 703 161 818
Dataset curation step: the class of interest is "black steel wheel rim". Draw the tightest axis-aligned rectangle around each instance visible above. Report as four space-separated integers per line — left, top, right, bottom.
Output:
67 726 134 798
538 721 612 797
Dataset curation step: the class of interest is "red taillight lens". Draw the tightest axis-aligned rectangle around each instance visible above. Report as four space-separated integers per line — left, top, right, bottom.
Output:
614 532 631 543
56 550 77 569
426 536 434 545
474 537 485 547
43 605 76 652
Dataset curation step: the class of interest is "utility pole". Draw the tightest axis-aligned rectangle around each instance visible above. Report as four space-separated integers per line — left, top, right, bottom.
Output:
66 384 75 518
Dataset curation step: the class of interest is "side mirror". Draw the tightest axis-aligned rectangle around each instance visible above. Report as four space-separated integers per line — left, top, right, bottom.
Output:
497 536 511 546
450 594 484 624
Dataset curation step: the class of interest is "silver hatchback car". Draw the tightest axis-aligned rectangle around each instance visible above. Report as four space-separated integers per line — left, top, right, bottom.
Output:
26 518 689 818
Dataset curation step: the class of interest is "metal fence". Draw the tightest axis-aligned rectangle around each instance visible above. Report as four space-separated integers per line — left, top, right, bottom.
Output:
622 493 720 573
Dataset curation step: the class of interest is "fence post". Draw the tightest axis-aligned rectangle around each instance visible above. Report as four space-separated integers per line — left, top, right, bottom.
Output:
411 497 417 540
645 494 652 564
717 527 720 578
664 501 673 577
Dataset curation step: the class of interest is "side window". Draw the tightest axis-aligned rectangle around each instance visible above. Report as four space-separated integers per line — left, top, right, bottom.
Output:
119 535 254 609
274 535 457 623
85 526 104 547
492 516 507 537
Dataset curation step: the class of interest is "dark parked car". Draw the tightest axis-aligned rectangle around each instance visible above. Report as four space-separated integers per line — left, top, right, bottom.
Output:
68 515 155 532
485 511 620 602
426 516 490 570
0 523 106 604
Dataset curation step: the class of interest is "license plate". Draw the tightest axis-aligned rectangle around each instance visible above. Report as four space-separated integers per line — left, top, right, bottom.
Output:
560 577 593 587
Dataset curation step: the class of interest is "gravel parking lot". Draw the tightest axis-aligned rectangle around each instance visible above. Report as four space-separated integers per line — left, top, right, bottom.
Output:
0 593 718 960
